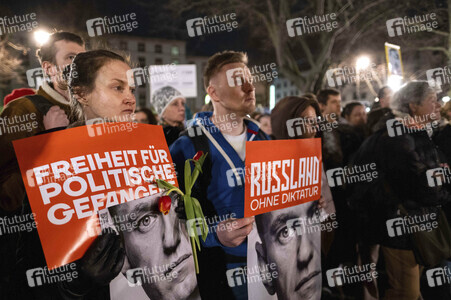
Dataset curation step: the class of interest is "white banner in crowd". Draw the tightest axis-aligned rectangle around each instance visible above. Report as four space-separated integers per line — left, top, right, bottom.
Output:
150 64 197 98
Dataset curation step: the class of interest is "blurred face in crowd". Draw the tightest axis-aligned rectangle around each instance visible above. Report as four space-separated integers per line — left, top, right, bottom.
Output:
255 202 321 300
298 106 318 139
79 60 136 121
43 40 85 91
320 94 341 121
259 115 272 136
135 111 149 124
409 92 441 124
346 105 367 126
162 97 186 125
379 88 393 108
208 63 256 117
113 194 198 300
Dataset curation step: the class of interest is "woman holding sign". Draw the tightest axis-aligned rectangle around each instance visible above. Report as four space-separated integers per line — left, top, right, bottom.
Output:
15 50 199 300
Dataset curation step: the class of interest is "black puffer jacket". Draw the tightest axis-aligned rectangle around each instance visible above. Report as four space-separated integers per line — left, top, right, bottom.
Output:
348 118 450 249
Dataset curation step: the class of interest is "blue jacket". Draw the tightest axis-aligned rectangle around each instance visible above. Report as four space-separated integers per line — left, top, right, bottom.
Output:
170 111 268 258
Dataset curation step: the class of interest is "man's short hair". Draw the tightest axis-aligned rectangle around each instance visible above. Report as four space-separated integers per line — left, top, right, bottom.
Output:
203 50 248 90
36 31 84 64
316 88 340 106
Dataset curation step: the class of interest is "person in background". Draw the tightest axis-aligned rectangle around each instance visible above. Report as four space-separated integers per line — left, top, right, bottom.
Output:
342 102 369 140
256 113 272 136
0 31 85 212
351 81 449 300
135 107 158 125
342 102 367 127
317 89 362 282
151 86 186 146
317 88 342 123
367 86 393 133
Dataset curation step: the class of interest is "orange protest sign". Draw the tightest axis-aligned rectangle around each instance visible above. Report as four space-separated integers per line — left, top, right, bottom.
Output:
13 123 177 269
244 139 322 217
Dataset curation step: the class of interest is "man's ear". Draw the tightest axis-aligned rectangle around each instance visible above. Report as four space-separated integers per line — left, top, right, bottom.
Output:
207 85 219 103
319 103 326 112
255 241 276 295
42 61 57 78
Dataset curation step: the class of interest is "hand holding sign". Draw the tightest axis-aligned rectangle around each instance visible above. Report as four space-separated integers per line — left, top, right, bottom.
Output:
217 216 254 247
43 106 69 130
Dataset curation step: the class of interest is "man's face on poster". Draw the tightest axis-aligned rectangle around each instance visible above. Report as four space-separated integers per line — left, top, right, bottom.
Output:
255 201 321 300
110 194 197 300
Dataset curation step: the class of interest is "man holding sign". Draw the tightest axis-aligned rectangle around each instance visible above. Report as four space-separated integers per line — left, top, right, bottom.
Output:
170 51 268 299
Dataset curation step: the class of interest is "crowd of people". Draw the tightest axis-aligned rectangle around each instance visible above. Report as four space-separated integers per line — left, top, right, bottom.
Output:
1 30 450 300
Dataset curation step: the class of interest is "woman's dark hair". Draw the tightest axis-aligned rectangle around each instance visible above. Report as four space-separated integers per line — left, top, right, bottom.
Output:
342 102 363 118
67 50 129 121
256 113 270 123
136 107 158 125
271 96 322 140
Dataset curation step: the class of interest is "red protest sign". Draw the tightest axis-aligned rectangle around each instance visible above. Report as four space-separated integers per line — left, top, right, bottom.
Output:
13 123 177 269
244 139 322 217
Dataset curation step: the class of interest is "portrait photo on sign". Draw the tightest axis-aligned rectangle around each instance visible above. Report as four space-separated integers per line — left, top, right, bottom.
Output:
247 201 322 300
385 43 403 77
98 192 200 300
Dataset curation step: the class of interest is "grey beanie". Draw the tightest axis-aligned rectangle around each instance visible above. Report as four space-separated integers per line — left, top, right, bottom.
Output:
151 86 185 116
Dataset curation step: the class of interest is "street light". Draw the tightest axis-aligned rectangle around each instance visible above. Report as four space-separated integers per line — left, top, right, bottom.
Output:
34 30 50 46
356 56 370 71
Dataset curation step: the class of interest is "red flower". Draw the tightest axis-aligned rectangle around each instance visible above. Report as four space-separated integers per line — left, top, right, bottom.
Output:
159 196 172 215
193 151 203 161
